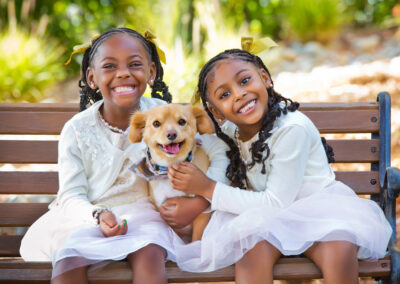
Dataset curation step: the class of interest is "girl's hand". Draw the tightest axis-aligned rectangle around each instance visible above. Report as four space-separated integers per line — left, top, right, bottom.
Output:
99 211 128 237
168 162 216 200
159 196 210 229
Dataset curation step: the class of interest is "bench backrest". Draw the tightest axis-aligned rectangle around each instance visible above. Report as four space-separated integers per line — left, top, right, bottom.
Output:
0 92 392 257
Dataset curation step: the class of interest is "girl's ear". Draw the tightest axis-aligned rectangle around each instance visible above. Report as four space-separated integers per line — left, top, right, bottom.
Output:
259 68 272 87
148 62 156 85
208 104 225 123
129 112 147 143
86 67 96 89
192 106 214 134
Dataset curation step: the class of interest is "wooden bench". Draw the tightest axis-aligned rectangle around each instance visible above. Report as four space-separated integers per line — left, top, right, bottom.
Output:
0 91 399 283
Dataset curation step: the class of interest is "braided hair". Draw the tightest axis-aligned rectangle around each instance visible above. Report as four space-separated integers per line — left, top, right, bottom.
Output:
198 49 299 189
78 27 172 111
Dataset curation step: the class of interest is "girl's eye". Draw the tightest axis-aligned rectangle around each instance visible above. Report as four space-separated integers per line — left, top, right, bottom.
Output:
220 91 230 99
178 119 186 126
153 121 161 127
103 64 115 69
129 62 142 67
241 77 250 85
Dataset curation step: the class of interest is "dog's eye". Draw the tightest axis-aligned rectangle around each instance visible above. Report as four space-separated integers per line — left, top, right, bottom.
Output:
178 119 186 126
153 121 161 128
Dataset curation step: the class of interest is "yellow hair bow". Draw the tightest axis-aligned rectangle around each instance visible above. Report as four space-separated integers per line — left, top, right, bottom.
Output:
241 36 278 54
65 34 100 65
191 89 201 105
144 30 166 65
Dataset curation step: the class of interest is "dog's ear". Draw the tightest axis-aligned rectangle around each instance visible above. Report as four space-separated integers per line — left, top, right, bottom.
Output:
192 106 214 134
129 112 146 143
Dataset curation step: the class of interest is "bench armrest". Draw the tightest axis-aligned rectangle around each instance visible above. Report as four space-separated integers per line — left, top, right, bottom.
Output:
382 167 400 237
382 167 400 283
385 167 400 200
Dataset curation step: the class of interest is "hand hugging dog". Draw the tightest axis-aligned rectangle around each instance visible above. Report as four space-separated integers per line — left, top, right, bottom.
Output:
129 103 215 241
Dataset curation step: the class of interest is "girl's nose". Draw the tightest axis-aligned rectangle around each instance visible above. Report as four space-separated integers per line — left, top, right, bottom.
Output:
116 67 130 79
234 87 247 101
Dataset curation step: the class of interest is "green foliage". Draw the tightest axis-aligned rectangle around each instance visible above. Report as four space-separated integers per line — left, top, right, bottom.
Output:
0 1 66 102
281 0 344 42
0 29 66 102
1 0 165 72
344 0 399 27
1 0 399 103
220 0 282 37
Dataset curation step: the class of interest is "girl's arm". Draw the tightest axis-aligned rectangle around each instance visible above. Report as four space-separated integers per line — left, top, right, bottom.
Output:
159 196 210 228
56 122 106 223
169 125 312 215
161 134 229 228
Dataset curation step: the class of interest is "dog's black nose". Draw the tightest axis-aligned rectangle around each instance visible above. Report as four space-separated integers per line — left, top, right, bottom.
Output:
166 130 177 141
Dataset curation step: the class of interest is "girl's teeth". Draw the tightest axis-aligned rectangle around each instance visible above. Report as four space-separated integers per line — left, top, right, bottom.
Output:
239 100 255 113
114 86 133 93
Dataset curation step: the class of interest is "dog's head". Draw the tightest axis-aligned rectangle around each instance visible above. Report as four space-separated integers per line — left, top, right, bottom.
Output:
129 104 213 167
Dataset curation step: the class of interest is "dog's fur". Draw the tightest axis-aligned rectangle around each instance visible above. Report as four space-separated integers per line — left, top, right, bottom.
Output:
129 104 214 241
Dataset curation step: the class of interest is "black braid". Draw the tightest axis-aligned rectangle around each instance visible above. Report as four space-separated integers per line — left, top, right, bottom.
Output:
201 99 247 188
78 27 172 112
198 49 299 188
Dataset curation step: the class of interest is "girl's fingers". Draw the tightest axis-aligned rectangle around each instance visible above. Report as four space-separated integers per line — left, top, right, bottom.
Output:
102 224 119 237
162 197 178 207
118 219 128 235
170 179 188 191
169 162 192 175
102 219 128 237
160 210 174 220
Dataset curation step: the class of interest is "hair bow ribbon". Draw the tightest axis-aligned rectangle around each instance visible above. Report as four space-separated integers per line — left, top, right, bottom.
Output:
144 30 166 64
241 36 278 54
65 34 100 65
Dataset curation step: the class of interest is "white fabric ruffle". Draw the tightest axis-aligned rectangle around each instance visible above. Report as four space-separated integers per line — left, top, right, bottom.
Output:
175 181 392 272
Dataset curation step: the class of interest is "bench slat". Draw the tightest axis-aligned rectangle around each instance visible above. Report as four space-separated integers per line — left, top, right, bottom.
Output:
328 139 379 162
0 171 380 195
0 103 79 112
0 172 58 194
0 112 74 134
0 257 390 282
0 141 57 163
0 204 48 227
0 102 378 112
0 139 379 164
0 236 23 257
0 109 379 135
335 171 379 194
304 109 379 133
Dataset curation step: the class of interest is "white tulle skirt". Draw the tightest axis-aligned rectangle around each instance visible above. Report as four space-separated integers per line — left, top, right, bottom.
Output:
175 181 392 272
20 197 183 278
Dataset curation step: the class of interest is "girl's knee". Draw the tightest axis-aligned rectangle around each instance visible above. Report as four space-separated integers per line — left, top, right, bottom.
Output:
313 241 358 271
130 244 167 264
237 241 280 268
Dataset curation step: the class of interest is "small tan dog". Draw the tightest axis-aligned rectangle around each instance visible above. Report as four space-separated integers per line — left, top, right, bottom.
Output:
129 103 214 241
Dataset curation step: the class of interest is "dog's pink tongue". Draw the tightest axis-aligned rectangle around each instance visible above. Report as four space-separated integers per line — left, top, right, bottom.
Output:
163 143 180 154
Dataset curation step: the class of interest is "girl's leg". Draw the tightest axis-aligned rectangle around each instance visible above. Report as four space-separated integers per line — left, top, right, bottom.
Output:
127 244 167 284
304 240 359 284
235 241 281 284
51 266 88 284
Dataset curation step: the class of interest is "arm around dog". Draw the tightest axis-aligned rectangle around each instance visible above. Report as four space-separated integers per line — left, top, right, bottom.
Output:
196 133 230 185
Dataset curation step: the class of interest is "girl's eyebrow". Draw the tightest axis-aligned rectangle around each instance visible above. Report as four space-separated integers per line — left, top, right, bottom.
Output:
213 69 249 95
100 54 143 62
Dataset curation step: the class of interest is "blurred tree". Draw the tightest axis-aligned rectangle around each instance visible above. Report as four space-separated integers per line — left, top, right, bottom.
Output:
0 0 66 102
219 0 282 37
0 0 166 72
345 0 399 27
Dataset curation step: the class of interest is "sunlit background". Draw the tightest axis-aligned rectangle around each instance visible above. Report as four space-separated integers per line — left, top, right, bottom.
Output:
0 1 400 282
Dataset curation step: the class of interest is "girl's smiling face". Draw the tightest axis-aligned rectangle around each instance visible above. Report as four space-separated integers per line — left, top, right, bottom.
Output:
206 58 271 140
86 34 156 111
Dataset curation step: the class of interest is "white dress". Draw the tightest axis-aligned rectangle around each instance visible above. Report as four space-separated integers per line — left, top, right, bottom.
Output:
175 110 392 272
20 98 183 278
